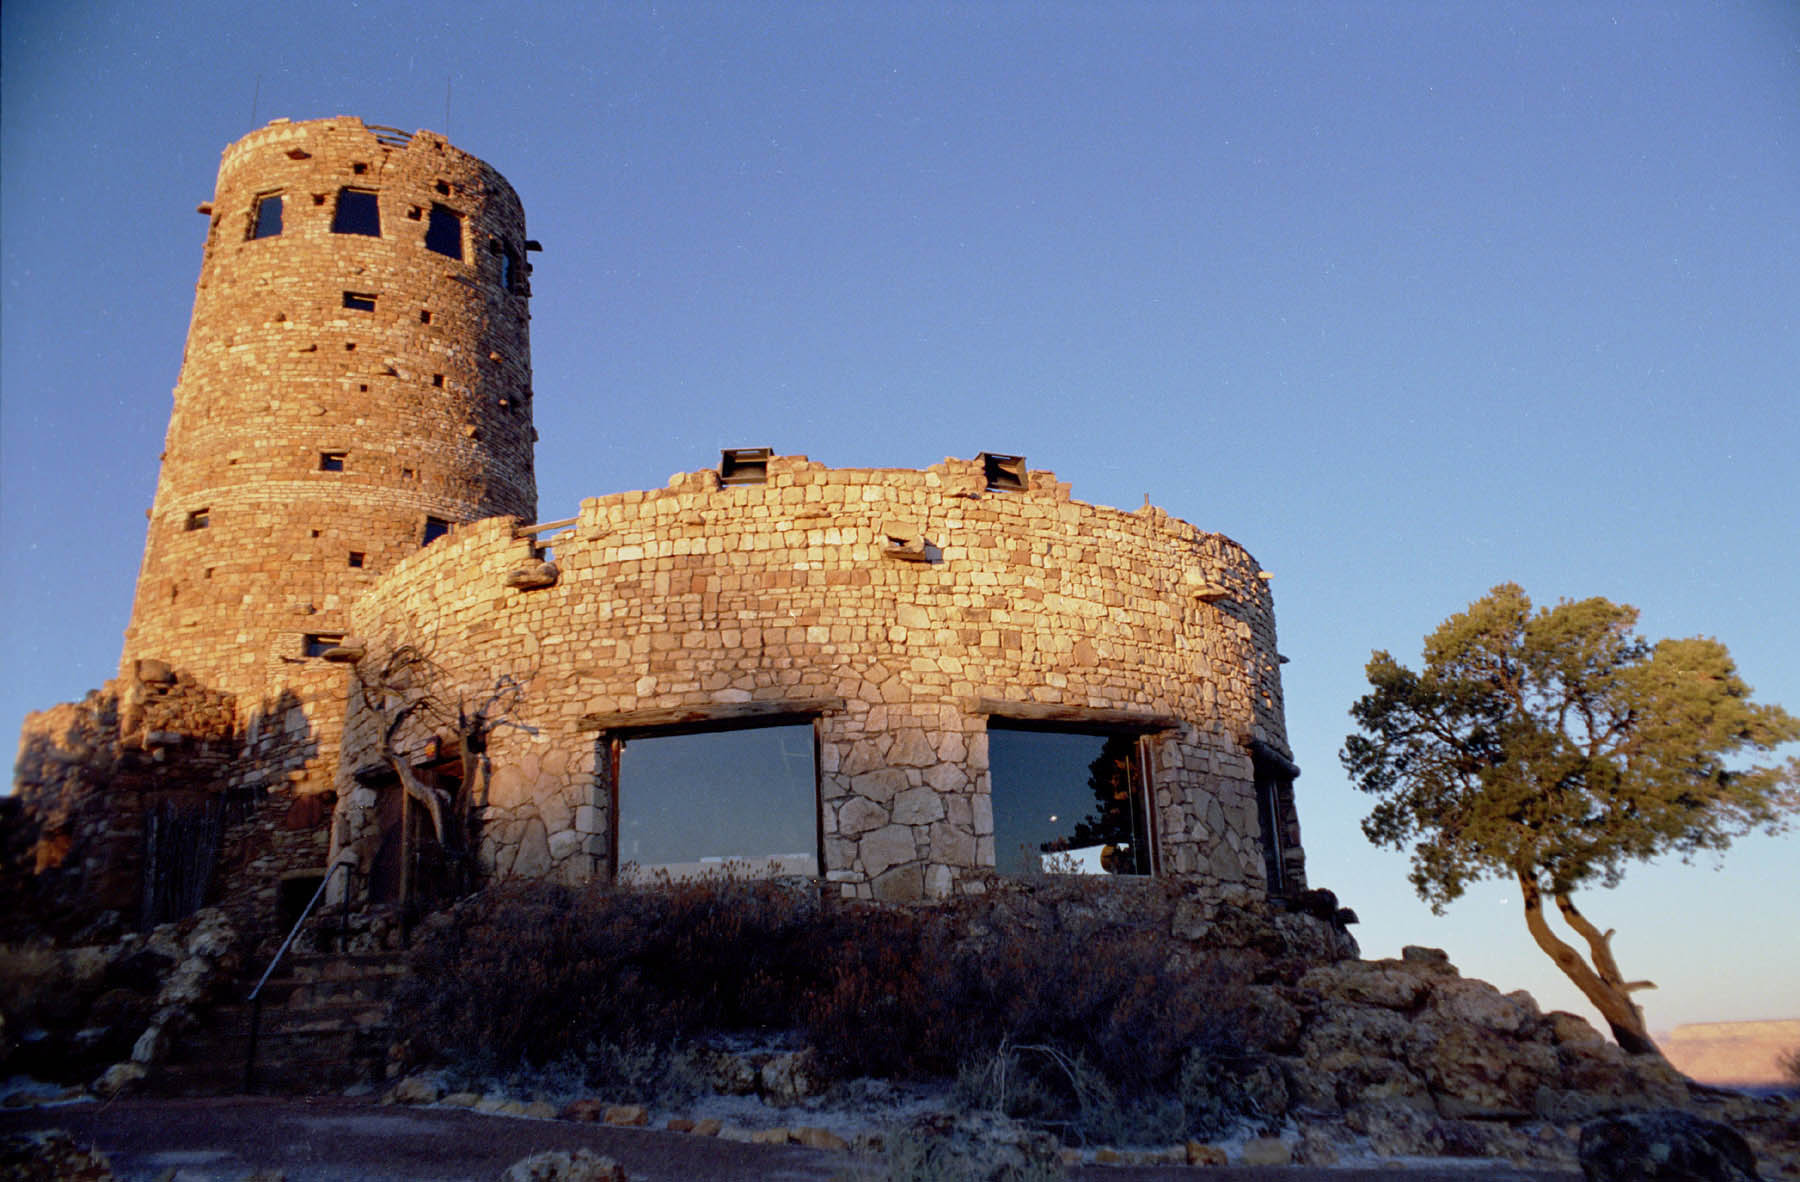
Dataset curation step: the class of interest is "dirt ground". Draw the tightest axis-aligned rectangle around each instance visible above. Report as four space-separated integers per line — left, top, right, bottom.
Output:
0 1095 1585 1182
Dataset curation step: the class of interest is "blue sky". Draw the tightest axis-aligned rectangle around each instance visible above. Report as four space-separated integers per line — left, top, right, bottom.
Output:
3 1 1796 1032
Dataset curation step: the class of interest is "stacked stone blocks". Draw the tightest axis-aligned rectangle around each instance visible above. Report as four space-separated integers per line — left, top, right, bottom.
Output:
338 455 1301 903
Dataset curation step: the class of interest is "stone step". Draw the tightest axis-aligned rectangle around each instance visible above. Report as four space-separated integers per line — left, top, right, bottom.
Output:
148 950 413 1096
156 1030 395 1095
200 999 396 1038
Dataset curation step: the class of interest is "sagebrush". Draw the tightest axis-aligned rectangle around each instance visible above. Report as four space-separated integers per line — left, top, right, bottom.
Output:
396 878 1262 1138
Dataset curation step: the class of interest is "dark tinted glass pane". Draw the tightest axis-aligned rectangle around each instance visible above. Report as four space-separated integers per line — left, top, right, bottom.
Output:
618 724 817 881
988 727 1151 876
425 205 463 258
251 195 283 239
332 189 381 236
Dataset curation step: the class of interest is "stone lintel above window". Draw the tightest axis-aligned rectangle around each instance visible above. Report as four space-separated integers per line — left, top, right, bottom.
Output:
581 697 846 735
972 698 1178 734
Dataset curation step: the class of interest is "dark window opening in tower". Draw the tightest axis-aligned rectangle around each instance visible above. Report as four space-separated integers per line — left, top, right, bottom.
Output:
342 291 376 312
501 242 524 293
250 194 283 239
419 309 432 324
319 451 347 472
348 551 365 568
431 374 445 388
185 508 210 531
332 189 381 236
425 204 464 259
302 633 343 659
422 516 450 546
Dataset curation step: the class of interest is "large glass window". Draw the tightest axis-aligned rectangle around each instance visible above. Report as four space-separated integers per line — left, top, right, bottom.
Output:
615 723 818 882
987 724 1153 876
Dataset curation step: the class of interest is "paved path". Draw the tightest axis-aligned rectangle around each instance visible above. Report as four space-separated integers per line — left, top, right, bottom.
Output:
1 1096 1583 1181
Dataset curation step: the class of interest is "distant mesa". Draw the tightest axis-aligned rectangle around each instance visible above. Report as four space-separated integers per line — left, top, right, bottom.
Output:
1656 1019 1800 1089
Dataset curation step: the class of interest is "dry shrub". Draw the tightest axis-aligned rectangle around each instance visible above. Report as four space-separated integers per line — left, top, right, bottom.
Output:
398 876 1258 1132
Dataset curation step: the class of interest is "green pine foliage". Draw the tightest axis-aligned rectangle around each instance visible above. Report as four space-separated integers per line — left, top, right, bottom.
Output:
1342 583 1798 1050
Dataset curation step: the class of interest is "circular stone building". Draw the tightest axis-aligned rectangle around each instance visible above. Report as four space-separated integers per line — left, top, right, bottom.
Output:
121 115 536 706
334 453 1306 904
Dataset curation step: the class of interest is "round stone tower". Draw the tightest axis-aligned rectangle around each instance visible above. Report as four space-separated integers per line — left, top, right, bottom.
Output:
120 116 536 702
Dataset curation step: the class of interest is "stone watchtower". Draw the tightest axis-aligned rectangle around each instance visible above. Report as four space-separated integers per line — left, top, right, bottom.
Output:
120 116 537 704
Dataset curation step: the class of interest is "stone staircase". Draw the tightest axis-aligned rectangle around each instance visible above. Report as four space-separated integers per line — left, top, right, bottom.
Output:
152 948 412 1095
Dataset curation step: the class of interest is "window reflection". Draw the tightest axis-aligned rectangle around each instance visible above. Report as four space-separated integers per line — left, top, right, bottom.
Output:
988 725 1153 876
616 723 818 882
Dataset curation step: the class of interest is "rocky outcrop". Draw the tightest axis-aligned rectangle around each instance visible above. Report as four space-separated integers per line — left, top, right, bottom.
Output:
1277 944 1693 1133
0 907 239 1097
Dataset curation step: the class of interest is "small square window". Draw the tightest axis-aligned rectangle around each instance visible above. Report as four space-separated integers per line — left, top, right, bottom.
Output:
319 451 346 472
435 180 451 195
250 194 283 239
302 633 344 658
425 204 463 259
348 551 366 568
980 452 1027 493
401 467 416 480
422 516 450 546
343 291 376 312
331 189 381 236
431 374 444 388
719 447 773 486
185 508 210 531
352 162 368 175
420 310 432 324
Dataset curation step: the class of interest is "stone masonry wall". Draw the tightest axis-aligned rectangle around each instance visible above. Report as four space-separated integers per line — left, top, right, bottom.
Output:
8 667 238 936
336 455 1303 903
122 116 535 703
76 117 541 932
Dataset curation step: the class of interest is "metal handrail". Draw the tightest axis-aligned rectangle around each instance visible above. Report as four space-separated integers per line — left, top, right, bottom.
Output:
244 859 354 1091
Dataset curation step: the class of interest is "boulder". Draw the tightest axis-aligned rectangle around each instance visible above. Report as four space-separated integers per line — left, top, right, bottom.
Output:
602 1104 648 1126
383 1074 443 1105
759 1049 824 1106
1579 1109 1760 1182
1239 1136 1291 1166
499 1149 626 1182
0 1130 115 1181
1298 960 1431 1010
559 1098 605 1122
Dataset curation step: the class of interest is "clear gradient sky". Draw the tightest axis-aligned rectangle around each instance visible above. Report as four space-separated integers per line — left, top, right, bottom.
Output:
3 2 1796 1033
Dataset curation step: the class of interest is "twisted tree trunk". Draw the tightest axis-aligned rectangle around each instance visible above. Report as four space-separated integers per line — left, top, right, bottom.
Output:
1516 870 1661 1056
